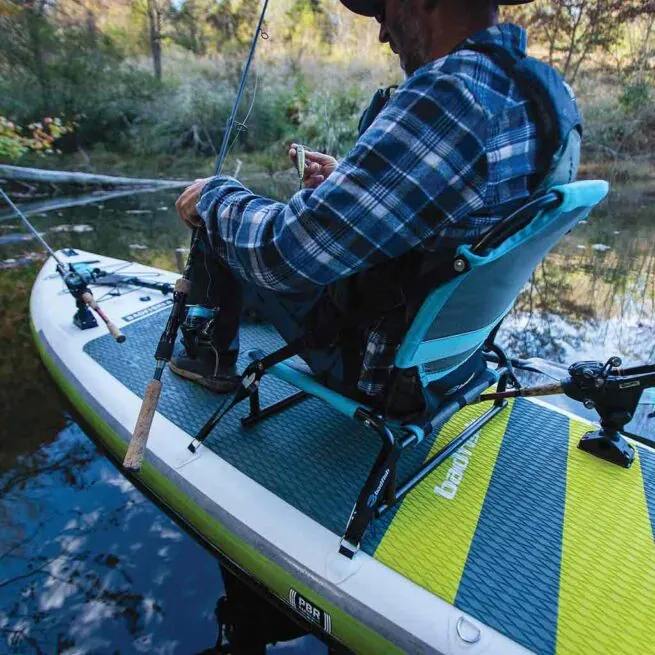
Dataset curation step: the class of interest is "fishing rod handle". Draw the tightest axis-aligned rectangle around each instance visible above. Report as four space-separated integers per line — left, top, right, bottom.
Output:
126 274 193 469
81 291 126 343
123 379 162 471
477 382 564 403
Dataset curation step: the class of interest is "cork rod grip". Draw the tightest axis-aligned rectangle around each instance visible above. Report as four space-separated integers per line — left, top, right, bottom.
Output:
175 278 191 294
517 382 564 398
123 379 162 471
106 320 126 343
475 382 564 404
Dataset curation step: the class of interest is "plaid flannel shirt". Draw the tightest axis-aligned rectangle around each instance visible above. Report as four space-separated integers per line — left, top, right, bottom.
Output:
197 23 543 397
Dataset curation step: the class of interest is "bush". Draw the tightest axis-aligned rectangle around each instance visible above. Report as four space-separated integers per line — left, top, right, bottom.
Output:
0 116 75 160
577 75 655 163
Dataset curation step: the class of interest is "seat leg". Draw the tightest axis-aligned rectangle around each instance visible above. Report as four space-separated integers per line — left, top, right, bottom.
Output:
241 391 309 427
494 370 511 408
385 466 397 506
339 410 401 559
375 401 506 516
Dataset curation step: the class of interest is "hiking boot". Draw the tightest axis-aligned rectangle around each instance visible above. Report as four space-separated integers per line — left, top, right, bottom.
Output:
169 305 239 393
169 344 238 393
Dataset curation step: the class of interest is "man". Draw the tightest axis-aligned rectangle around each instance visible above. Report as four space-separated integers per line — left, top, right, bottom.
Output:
173 0 579 414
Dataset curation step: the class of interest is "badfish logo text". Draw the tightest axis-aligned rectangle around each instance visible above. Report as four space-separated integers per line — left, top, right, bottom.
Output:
433 431 480 500
367 468 390 509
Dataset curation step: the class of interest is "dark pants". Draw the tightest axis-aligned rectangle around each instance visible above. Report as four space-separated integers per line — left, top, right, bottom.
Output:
186 232 346 389
187 233 485 416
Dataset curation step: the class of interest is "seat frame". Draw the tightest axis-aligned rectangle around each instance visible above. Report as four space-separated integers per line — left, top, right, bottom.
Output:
233 193 567 558
238 341 514 559
190 182 608 559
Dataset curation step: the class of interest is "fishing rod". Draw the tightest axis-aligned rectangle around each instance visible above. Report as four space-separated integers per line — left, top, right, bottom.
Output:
123 0 272 472
0 187 125 343
184 146 308 454
69 263 173 295
475 356 655 467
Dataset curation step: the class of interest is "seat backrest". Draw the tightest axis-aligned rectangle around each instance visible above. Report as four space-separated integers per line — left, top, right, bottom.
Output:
394 180 609 384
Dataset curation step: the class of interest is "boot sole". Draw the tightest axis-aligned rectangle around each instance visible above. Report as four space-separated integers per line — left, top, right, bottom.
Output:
169 361 238 393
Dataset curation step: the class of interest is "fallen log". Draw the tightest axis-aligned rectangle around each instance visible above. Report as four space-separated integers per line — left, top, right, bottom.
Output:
0 186 174 221
0 165 191 188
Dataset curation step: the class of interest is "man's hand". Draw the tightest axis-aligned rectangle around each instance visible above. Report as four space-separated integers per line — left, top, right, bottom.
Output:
289 144 337 189
176 177 212 229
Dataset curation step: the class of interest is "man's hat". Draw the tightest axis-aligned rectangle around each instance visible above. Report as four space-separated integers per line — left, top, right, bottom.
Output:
341 0 533 17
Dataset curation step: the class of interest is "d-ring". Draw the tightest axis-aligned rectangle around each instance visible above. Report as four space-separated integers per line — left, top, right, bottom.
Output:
456 616 481 644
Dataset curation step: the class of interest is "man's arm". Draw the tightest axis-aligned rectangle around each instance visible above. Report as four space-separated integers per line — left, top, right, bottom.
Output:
197 68 488 293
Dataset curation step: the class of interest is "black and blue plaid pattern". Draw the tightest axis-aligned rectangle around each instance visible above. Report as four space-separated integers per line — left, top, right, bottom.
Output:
197 24 555 396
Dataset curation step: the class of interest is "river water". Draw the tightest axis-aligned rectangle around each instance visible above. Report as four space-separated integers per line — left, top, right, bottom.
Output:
0 181 653 653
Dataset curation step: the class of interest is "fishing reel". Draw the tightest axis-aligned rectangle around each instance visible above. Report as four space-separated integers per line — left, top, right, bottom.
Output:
180 305 216 359
562 357 655 468
62 265 98 330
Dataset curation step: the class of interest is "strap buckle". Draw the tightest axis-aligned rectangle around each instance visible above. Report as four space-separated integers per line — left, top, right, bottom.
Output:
338 537 359 560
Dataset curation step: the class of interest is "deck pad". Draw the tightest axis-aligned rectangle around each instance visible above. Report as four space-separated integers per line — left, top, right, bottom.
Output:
85 310 655 655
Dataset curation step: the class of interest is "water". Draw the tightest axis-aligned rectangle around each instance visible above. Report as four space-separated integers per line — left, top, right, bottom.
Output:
0 182 653 653
0 183 327 654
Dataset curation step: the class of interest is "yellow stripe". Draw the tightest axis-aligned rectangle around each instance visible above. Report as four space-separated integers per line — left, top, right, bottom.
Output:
557 421 655 655
374 401 512 602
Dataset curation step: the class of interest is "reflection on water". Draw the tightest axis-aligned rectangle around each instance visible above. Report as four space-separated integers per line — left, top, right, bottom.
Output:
498 191 655 426
0 422 220 653
0 184 325 654
0 182 653 652
0 421 325 653
501 194 655 365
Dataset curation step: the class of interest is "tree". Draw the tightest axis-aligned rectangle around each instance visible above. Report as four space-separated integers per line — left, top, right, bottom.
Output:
147 0 163 79
526 0 655 83
0 1 56 113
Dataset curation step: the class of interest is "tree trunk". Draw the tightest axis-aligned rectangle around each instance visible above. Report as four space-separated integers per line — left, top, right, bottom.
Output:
26 0 50 112
0 165 189 188
147 0 163 80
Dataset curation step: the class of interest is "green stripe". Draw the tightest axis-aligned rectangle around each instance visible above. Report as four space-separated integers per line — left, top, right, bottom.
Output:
32 322 401 655
556 421 655 654
373 401 511 603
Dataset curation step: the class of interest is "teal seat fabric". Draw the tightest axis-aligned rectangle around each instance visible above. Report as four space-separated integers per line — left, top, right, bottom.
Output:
394 180 609 385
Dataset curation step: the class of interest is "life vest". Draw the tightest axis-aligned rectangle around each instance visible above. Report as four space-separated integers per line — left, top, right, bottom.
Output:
322 42 583 352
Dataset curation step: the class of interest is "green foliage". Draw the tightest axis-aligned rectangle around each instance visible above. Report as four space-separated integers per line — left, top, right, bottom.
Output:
619 81 651 112
293 85 368 156
520 0 653 83
0 1 160 151
0 117 26 159
579 74 655 168
0 0 652 169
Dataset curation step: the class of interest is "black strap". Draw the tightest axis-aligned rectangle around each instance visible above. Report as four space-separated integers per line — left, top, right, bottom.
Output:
189 340 303 452
460 41 581 178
